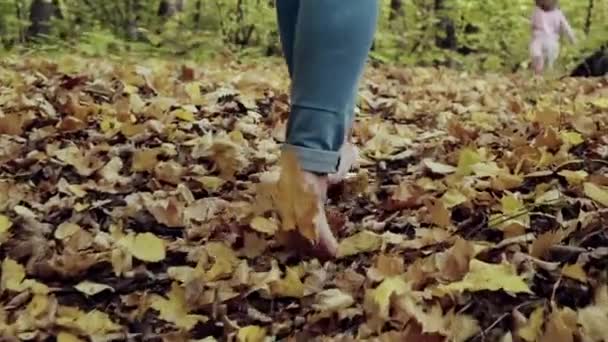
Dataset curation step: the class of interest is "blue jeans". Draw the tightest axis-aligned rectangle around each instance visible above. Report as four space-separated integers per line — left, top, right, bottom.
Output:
276 0 379 173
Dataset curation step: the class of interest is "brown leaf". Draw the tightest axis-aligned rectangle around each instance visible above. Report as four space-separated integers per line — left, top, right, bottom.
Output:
0 113 25 135
530 230 564 259
424 198 451 228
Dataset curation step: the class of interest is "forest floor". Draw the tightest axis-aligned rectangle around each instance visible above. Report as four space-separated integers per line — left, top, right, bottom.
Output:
0 54 608 342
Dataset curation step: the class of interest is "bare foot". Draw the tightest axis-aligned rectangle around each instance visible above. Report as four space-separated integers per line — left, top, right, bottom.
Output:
328 142 359 185
301 171 339 258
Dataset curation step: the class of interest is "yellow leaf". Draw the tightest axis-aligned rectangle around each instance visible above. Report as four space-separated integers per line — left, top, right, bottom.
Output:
167 266 197 283
270 267 305 298
540 307 577 342
561 263 587 283
56 306 121 336
584 182 608 207
0 215 12 244
185 82 202 103
119 233 166 263
558 170 588 185
57 332 85 342
422 158 456 175
438 259 531 294
572 115 596 136
501 194 525 214
591 97 608 109
1 258 25 291
54 222 81 240
150 283 207 330
312 289 355 312
250 216 278 235
275 150 319 241
132 233 166 262
0 215 12 234
74 281 114 296
471 162 503 178
205 242 240 281
173 108 195 122
535 189 561 204
441 189 468 209
498 194 529 229
364 276 409 320
560 131 584 146
338 230 383 258
131 149 160 172
195 176 225 192
578 301 608 342
447 313 480 342
518 307 544 342
100 115 121 135
237 325 267 342
457 147 483 176
26 294 49 317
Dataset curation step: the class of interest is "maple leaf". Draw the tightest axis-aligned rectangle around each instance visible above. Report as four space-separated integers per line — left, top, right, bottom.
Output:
237 325 267 342
275 149 320 241
540 306 578 342
338 230 384 258
56 306 121 337
577 286 608 342
517 307 544 342
149 283 208 330
437 259 531 294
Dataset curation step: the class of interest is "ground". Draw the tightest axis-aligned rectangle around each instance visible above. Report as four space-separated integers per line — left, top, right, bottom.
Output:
0 54 608 342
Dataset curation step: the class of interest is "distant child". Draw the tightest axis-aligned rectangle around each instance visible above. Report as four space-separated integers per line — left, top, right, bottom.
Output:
530 0 576 75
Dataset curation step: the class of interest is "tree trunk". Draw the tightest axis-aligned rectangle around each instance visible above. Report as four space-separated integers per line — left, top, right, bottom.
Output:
434 0 457 50
159 0 185 17
126 0 143 40
194 0 203 29
584 0 594 35
27 0 57 39
389 0 404 22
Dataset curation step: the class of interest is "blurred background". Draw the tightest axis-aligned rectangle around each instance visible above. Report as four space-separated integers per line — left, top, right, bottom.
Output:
0 0 606 72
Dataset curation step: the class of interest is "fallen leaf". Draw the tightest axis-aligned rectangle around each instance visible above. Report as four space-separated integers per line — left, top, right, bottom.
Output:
119 232 166 263
74 281 114 296
275 150 319 241
270 267 305 298
518 306 544 342
132 149 160 172
531 230 564 259
424 198 451 228
338 230 384 258
422 158 456 175
237 325 267 342
364 276 410 320
312 288 355 312
561 263 587 283
57 332 85 342
584 182 608 207
558 170 588 185
540 307 577 342
150 283 207 330
437 259 531 294
56 306 121 337
54 222 81 240
0 215 12 243
250 216 278 235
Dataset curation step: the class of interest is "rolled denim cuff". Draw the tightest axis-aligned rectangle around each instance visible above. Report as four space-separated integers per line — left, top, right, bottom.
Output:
282 144 340 174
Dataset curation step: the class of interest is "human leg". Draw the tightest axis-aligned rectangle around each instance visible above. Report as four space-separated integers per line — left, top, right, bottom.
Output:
277 0 379 257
